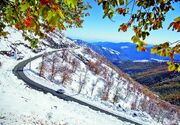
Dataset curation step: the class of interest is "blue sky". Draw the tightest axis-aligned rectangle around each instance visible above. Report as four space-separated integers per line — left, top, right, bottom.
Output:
64 0 180 45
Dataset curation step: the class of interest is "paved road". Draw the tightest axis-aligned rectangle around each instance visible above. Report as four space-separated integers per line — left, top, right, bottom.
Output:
13 50 142 125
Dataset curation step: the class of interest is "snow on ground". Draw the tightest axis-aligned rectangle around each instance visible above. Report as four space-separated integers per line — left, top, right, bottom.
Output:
1 27 177 125
102 47 120 55
0 28 134 125
150 58 168 62
133 60 149 62
133 59 169 63
0 52 135 125
120 46 129 49
23 49 160 125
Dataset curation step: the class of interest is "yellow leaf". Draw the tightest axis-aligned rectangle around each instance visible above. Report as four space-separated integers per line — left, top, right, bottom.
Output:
174 16 180 22
119 0 124 5
177 65 180 72
131 35 139 43
64 0 78 8
57 9 65 20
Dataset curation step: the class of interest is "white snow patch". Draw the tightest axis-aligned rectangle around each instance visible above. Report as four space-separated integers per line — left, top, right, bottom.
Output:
133 60 149 62
0 27 133 125
150 58 168 62
102 47 120 55
120 46 129 49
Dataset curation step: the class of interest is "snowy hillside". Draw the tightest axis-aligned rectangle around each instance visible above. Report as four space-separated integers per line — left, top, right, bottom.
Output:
0 27 180 125
34 39 180 125
0 27 133 125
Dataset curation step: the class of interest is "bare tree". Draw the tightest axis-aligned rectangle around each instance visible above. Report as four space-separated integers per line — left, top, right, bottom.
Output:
78 74 83 93
112 83 121 104
50 55 59 81
78 68 88 94
39 62 45 77
113 92 119 104
39 52 48 77
88 61 95 70
102 67 108 79
83 47 94 57
68 55 72 64
54 51 62 58
131 102 137 110
61 71 71 85
97 87 104 98
102 77 114 101
71 58 80 72
88 60 102 75
91 79 99 96
61 49 68 63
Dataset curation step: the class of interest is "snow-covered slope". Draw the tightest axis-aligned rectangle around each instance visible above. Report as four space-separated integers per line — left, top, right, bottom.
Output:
0 64 129 125
35 40 180 125
0 27 133 125
0 27 180 125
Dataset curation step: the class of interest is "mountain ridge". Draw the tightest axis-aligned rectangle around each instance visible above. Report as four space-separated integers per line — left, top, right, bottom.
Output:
73 39 180 62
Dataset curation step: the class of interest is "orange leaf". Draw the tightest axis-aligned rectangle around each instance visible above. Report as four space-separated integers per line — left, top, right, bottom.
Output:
122 24 127 32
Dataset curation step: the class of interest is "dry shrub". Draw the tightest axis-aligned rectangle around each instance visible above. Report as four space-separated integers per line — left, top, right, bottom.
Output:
141 99 148 111
84 48 93 55
61 71 72 85
101 93 109 101
131 102 137 110
39 53 49 77
88 60 102 75
71 58 80 72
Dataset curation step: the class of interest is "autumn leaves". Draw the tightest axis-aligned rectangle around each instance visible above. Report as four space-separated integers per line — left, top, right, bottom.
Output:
40 0 49 5
1 0 91 48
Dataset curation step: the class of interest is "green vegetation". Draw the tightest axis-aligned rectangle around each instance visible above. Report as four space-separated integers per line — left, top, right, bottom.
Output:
0 0 91 47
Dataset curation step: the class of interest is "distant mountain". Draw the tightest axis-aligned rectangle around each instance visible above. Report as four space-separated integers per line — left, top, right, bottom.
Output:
74 39 180 62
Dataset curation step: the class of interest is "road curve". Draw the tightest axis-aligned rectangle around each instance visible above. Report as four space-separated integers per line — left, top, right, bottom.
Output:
13 50 142 125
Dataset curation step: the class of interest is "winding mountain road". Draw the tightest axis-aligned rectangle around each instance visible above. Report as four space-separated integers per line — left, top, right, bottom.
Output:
13 50 142 125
